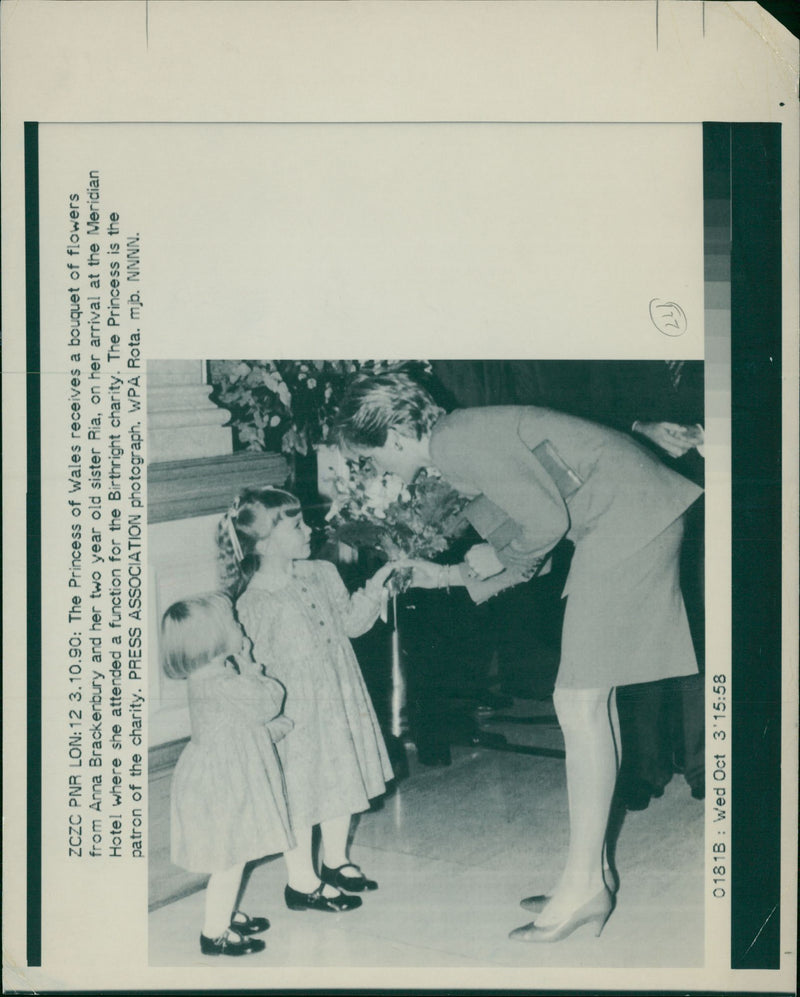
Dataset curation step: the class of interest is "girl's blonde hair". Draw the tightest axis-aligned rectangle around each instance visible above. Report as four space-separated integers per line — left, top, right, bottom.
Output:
161 592 237 680
332 371 443 449
217 487 302 596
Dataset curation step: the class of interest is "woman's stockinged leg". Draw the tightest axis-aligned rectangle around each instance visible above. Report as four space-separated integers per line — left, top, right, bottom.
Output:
538 686 618 926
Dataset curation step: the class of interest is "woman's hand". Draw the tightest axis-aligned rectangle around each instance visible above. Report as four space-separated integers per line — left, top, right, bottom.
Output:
406 560 444 589
464 543 505 579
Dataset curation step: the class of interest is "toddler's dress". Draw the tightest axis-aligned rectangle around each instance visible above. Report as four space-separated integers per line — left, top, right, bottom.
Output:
237 560 393 829
171 656 295 873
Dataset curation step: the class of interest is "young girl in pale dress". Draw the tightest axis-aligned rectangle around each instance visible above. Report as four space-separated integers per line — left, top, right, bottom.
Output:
218 487 400 913
162 592 295 956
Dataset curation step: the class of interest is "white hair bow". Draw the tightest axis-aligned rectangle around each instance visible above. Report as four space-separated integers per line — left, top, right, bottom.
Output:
226 514 244 562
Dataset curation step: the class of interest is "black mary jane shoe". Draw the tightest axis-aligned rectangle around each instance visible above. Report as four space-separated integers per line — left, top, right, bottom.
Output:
284 883 362 913
229 909 270 935
199 927 266 956
321 862 378 892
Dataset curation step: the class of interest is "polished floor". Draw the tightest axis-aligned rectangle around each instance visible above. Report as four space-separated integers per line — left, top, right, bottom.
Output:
148 697 704 969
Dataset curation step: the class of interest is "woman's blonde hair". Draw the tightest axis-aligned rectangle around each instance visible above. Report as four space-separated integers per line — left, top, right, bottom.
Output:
332 371 443 449
161 592 237 680
217 487 302 597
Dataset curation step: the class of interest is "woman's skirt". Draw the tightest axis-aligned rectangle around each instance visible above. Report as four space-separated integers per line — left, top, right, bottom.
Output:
556 515 698 689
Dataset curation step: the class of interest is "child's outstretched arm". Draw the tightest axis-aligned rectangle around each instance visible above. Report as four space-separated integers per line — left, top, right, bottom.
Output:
321 558 411 638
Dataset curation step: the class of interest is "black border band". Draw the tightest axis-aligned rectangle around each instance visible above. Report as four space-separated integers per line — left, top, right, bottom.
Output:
25 120 43 967
729 122 783 969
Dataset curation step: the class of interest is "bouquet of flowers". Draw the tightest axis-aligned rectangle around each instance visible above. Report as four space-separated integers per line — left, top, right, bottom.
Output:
325 463 471 588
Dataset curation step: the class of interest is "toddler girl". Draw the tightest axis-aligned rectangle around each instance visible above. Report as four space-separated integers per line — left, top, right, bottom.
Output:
162 592 294 955
218 487 400 913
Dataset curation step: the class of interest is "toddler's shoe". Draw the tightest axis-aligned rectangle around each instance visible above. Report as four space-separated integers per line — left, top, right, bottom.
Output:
284 883 362 912
321 862 378 892
229 909 270 934
200 927 266 956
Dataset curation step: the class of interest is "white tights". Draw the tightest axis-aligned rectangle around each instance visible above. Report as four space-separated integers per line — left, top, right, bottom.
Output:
283 814 352 894
203 863 245 938
202 813 354 934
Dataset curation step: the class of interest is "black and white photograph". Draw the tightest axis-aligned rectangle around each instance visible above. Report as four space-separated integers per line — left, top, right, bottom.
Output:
1 2 797 994
146 357 708 969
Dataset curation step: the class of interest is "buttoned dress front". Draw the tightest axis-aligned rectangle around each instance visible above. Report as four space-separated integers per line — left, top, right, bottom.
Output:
237 560 393 830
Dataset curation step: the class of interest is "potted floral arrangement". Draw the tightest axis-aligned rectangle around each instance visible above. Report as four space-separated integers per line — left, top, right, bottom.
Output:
208 360 434 516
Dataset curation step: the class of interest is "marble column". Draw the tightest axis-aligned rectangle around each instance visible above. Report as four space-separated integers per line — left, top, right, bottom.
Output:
147 359 232 462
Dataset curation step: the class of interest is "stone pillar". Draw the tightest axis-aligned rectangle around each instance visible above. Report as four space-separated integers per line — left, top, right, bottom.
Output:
147 359 232 462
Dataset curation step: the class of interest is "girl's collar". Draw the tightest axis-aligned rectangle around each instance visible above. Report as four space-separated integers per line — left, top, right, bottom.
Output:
248 560 308 593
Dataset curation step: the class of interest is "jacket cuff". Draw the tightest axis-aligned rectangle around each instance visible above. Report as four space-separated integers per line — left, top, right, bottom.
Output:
458 562 531 604
495 543 552 573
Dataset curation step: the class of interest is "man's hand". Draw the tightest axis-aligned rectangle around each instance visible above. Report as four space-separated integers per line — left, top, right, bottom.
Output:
633 421 698 459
